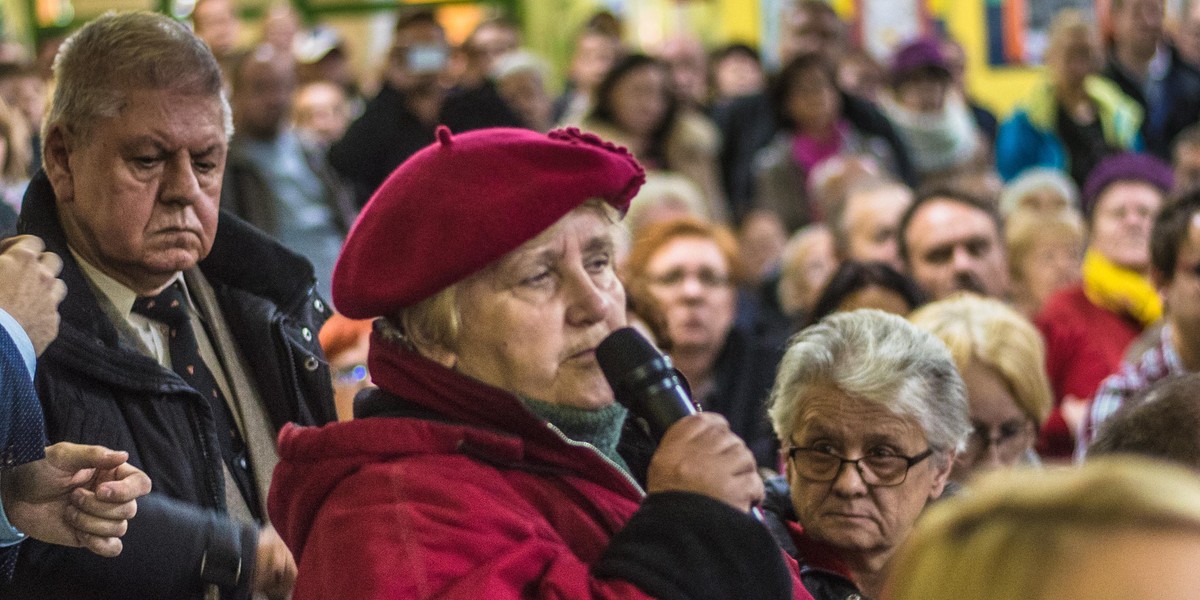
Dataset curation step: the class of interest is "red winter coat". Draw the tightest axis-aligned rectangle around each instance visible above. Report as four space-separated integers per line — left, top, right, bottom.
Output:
1035 284 1141 459
268 337 810 600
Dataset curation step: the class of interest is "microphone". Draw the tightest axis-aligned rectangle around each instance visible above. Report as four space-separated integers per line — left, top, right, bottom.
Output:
597 327 765 520
596 327 697 441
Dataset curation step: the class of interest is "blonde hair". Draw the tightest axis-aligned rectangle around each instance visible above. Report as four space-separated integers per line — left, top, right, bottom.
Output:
1043 10 1099 76
884 457 1200 600
1005 207 1085 287
909 293 1053 426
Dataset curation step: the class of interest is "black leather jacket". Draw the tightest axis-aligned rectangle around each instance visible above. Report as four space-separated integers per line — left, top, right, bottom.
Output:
4 171 337 600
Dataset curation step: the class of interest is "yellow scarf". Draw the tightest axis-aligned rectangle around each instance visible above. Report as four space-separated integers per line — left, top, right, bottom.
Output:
1081 248 1162 327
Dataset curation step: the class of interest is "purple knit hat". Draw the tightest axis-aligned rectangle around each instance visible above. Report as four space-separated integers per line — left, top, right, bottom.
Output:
890 36 951 86
1081 152 1174 219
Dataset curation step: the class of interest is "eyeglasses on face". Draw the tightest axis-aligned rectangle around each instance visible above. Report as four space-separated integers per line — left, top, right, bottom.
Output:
962 419 1033 458
645 267 731 290
786 445 934 487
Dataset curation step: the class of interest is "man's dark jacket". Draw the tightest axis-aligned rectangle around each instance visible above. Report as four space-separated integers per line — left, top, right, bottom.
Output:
222 133 358 238
1103 45 1200 159
328 82 521 206
3 171 337 599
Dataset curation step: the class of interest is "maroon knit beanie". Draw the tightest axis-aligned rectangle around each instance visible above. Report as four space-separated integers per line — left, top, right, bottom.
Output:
332 126 646 318
1081 152 1173 220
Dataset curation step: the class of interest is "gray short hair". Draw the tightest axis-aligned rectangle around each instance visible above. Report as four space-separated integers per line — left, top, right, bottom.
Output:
768 310 971 462
45 11 232 155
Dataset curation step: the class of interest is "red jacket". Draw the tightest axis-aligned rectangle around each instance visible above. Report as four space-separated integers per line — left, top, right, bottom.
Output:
269 336 810 599
1035 284 1141 459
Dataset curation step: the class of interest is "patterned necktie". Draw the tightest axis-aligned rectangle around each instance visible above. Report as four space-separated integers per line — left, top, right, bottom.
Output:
131 282 259 513
0 328 47 578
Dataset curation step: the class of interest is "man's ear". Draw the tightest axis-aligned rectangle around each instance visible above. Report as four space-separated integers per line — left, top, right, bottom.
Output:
42 124 75 203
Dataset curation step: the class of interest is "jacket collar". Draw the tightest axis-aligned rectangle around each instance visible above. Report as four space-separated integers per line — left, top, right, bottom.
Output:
365 335 644 497
18 169 317 386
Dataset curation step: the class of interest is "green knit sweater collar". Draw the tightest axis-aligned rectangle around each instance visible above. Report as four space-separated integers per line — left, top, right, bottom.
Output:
520 396 630 474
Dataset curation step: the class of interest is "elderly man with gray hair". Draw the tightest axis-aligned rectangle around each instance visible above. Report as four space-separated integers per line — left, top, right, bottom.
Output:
6 11 336 600
763 309 970 600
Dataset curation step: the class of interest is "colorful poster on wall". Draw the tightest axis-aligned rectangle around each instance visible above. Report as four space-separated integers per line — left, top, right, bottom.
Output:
986 0 1098 66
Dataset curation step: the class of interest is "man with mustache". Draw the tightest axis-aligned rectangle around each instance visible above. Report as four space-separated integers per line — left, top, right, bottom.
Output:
6 12 336 599
897 188 1010 301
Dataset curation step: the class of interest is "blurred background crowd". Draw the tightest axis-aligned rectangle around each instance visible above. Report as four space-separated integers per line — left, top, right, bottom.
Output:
4 0 1200 597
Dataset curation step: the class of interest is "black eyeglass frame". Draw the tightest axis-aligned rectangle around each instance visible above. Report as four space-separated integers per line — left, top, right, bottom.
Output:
786 446 935 487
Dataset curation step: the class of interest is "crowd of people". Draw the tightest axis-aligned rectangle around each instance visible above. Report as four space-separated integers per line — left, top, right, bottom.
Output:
3 0 1200 598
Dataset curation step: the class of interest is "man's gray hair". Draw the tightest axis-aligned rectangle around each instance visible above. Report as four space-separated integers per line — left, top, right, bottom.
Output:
768 309 971 462
44 11 232 155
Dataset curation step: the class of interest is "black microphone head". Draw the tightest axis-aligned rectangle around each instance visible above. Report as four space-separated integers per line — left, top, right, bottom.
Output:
596 327 660 388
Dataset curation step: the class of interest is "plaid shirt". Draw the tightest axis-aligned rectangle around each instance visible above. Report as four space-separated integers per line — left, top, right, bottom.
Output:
1086 325 1185 446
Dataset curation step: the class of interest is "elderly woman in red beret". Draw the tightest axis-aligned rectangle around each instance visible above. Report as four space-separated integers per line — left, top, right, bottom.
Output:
267 127 809 599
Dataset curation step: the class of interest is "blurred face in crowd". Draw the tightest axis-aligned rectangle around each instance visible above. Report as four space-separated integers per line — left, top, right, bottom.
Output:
448 206 626 410
469 22 520 73
293 81 350 146
1110 0 1165 61
843 185 912 271
0 73 45 130
787 386 951 566
386 20 448 95
738 210 788 282
571 31 621 93
713 50 765 100
781 4 844 65
1161 214 1200 351
1047 28 1101 91
192 0 240 57
781 226 837 316
497 70 552 132
660 37 709 107
644 235 736 357
785 65 841 134
1175 142 1200 193
47 88 226 295
1017 231 1082 311
609 63 670 139
895 71 949 114
1090 181 1162 272
904 198 1009 301
953 360 1035 482
232 48 296 139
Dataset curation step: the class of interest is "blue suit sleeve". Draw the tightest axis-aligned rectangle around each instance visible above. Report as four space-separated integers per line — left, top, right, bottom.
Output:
0 310 35 380
0 325 33 551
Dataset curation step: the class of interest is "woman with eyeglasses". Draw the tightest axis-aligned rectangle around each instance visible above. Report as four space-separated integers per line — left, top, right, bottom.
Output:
763 309 971 600
623 215 784 468
910 294 1053 481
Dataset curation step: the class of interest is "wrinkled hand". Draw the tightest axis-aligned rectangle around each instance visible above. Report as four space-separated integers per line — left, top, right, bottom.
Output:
253 524 296 600
646 413 764 513
1 442 151 557
0 235 67 356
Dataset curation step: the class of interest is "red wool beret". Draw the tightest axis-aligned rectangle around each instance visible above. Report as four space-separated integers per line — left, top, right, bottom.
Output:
332 126 646 318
